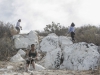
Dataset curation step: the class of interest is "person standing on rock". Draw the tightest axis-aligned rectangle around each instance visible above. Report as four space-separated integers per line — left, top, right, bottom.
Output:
25 44 38 72
15 19 22 34
68 22 75 42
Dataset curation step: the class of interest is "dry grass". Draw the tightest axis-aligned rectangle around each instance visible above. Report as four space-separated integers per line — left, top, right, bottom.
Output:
0 21 17 60
75 25 100 45
38 25 100 45
10 25 18 35
0 37 16 60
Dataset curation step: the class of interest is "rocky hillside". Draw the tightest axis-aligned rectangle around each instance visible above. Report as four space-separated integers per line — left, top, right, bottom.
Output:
0 31 100 75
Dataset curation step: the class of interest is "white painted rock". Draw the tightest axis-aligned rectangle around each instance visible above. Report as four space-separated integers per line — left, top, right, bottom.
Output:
61 42 99 70
17 49 26 57
7 66 14 70
29 63 45 71
40 33 59 52
14 30 39 49
44 48 62 69
10 53 25 62
58 36 73 49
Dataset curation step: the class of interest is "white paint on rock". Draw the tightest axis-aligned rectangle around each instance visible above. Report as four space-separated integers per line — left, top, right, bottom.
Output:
12 33 100 71
40 33 59 52
17 49 26 57
7 66 14 70
61 42 99 70
10 53 25 62
29 63 45 71
14 30 39 49
58 36 73 49
40 34 100 70
44 48 62 69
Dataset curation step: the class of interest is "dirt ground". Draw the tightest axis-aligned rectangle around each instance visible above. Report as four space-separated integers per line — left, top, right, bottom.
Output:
0 61 100 75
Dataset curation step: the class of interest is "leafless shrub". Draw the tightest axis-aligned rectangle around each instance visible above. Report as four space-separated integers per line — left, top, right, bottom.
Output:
0 37 16 60
75 25 100 45
10 25 18 36
0 21 17 60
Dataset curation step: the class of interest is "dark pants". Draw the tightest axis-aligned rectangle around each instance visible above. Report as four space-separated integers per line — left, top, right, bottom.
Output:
71 32 75 41
16 27 20 31
26 59 35 65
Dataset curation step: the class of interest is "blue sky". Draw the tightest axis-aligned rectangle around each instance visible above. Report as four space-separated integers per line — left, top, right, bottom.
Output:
0 0 100 33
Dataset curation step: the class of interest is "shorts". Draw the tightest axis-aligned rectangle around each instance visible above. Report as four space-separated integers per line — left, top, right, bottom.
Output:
26 59 35 64
16 27 20 31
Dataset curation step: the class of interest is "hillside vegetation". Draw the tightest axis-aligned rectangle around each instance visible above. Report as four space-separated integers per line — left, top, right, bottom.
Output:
37 22 100 45
0 21 17 60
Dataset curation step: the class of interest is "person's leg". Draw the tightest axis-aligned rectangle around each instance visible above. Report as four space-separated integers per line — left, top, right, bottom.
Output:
31 60 35 70
26 60 30 72
26 64 29 72
16 27 20 34
71 32 75 42
72 35 75 41
71 32 73 40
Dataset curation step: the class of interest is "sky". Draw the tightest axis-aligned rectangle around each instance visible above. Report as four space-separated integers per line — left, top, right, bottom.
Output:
0 0 100 33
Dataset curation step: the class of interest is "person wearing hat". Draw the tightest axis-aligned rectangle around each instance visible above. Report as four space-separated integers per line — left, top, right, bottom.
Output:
68 22 75 42
16 19 22 34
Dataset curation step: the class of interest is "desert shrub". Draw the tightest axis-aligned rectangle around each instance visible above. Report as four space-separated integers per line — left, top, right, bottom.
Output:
0 37 16 60
0 21 17 38
44 22 68 36
0 21 17 60
75 25 100 45
37 23 100 46
0 22 11 38
35 30 48 36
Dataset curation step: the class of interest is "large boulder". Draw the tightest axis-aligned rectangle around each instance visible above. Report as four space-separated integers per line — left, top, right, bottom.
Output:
40 34 100 70
17 49 26 57
40 33 59 52
44 48 62 69
10 53 25 62
58 36 73 49
13 30 39 49
61 42 100 70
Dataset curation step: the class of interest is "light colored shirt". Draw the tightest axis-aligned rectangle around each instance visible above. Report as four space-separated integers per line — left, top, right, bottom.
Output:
68 26 75 33
16 21 20 28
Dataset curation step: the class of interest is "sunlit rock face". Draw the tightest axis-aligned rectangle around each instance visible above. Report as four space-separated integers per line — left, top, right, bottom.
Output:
17 49 26 57
40 33 61 69
40 33 100 70
58 36 73 49
10 53 25 62
29 63 45 71
40 33 59 52
12 32 100 70
44 48 62 69
60 42 99 70
13 30 39 49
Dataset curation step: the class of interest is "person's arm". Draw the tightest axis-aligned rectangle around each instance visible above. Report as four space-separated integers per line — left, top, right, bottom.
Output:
20 26 22 30
25 50 30 60
68 27 71 33
34 51 38 60
73 27 75 32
